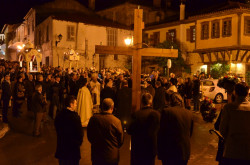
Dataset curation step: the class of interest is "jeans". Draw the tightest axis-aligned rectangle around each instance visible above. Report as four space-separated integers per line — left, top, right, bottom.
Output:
59 159 79 165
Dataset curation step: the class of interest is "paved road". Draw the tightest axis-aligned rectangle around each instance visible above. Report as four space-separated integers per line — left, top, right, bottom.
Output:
0 102 222 165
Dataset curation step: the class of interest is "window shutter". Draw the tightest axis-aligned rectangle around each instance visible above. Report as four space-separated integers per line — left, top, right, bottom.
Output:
186 29 190 41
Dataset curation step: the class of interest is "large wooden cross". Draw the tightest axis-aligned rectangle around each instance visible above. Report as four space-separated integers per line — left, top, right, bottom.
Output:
95 9 178 112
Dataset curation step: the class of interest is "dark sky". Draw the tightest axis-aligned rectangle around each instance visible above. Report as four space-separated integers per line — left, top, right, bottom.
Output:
0 0 244 31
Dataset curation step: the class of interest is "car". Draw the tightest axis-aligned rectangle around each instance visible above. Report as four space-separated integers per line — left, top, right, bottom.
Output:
201 79 227 103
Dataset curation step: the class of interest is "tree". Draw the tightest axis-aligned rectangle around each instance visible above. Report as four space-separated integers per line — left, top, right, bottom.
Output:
210 62 229 79
154 40 190 75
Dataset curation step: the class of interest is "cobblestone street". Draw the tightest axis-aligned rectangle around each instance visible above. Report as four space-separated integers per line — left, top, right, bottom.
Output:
0 102 222 165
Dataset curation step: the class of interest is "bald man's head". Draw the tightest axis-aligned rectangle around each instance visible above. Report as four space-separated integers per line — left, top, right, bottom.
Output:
102 98 114 112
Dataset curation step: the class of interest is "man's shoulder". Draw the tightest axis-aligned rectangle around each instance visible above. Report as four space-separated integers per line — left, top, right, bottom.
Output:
163 106 192 115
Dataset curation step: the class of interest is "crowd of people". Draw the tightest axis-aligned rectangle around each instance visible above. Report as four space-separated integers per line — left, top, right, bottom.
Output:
0 60 250 165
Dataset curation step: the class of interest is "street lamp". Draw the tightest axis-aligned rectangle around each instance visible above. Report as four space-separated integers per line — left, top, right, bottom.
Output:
124 37 133 46
55 34 63 67
55 34 62 47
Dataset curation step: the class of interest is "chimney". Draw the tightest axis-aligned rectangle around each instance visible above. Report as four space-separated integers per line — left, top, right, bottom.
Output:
88 0 95 10
153 0 161 8
180 3 185 20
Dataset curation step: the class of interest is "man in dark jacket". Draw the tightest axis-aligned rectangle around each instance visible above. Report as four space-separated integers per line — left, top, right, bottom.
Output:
158 92 193 165
55 95 83 165
87 98 123 165
68 73 79 97
32 84 47 136
127 93 160 165
220 83 250 165
192 76 200 112
1 73 12 123
100 79 116 107
153 81 165 112
116 80 132 127
24 74 35 112
50 76 62 119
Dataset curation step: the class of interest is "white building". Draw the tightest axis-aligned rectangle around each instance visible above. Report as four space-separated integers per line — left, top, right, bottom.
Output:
36 14 132 69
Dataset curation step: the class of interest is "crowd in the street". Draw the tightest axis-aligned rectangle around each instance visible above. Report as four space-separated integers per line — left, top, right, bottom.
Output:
0 60 250 165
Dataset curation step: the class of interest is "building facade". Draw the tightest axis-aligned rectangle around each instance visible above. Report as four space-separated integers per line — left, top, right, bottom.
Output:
145 2 250 78
36 15 132 69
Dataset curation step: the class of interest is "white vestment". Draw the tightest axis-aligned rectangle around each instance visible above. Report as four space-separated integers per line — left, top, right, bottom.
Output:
89 81 101 106
76 86 93 127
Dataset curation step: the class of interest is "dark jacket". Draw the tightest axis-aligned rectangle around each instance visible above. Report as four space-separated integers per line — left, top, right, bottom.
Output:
184 82 192 99
153 86 166 112
50 82 62 106
100 86 116 106
116 87 132 122
127 107 160 160
32 91 46 113
192 79 200 96
87 112 123 164
24 80 35 98
55 108 83 160
219 98 250 160
2 80 11 101
69 79 79 97
177 83 185 98
158 106 193 161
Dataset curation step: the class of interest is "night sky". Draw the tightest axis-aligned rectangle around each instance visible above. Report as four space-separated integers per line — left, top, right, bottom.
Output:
0 0 245 31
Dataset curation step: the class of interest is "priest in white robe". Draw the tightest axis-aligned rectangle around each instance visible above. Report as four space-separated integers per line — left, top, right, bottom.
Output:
77 78 93 127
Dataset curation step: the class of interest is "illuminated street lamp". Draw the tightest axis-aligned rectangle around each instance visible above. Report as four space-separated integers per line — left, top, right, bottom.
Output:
124 37 133 46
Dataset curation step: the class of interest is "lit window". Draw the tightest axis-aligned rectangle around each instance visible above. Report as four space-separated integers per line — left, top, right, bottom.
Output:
166 29 176 41
190 26 196 42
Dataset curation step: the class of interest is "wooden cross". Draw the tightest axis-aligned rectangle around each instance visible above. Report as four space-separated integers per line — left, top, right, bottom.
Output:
95 9 178 112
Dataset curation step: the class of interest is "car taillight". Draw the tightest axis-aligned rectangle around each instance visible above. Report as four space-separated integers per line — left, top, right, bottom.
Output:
209 87 215 92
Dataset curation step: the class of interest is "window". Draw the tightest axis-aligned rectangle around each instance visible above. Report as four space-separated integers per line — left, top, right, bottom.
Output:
222 18 232 37
202 81 214 86
46 25 49 42
190 26 196 42
201 22 209 40
244 16 250 35
166 29 176 41
107 28 117 46
67 25 75 41
211 20 220 38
